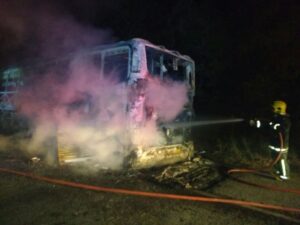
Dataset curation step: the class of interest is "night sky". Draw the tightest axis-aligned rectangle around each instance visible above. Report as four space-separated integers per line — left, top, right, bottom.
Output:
0 0 300 118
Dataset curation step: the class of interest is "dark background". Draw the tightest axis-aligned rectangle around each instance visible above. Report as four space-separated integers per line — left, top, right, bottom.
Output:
0 0 299 152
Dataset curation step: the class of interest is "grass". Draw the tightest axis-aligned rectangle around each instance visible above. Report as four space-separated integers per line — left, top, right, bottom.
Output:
191 122 293 169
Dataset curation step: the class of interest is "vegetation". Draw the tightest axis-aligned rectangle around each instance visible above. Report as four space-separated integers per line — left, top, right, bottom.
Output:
192 121 299 169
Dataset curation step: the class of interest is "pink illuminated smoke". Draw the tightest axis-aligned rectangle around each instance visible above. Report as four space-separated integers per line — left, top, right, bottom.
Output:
1 0 189 169
17 58 188 169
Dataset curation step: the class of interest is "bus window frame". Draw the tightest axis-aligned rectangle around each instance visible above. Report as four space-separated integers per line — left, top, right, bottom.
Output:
100 46 132 83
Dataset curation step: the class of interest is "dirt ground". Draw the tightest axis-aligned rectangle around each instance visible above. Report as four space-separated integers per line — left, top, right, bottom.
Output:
1 150 300 225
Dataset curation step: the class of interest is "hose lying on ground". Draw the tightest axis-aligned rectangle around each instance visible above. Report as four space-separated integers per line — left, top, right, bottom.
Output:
1 167 300 214
227 132 300 195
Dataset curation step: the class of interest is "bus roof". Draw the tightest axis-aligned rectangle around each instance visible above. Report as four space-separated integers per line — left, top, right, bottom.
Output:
1 38 194 73
90 38 194 63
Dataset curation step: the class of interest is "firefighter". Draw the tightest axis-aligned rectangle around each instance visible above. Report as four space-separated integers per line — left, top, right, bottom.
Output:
250 100 291 180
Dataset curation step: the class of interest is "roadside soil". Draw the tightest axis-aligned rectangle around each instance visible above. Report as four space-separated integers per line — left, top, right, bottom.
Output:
1 150 300 225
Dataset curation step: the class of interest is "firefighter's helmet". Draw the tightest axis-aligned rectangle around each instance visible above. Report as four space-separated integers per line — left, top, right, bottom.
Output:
272 100 287 115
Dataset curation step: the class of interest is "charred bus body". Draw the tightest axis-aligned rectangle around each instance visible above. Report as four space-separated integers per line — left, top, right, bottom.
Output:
0 38 196 169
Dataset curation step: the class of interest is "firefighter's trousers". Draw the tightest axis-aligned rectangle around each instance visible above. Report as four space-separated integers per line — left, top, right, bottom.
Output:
269 146 290 180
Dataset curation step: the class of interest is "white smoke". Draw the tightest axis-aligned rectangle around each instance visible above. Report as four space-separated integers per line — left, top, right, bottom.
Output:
18 58 188 169
0 0 189 170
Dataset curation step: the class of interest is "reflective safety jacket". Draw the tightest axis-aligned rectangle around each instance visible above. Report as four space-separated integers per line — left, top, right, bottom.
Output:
253 114 291 151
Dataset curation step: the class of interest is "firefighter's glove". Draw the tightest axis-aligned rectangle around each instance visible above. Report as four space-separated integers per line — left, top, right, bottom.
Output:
249 119 261 128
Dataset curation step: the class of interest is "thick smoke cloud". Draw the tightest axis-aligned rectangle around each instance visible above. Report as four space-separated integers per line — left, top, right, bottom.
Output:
0 0 189 170
18 58 131 169
146 78 188 122
17 60 188 169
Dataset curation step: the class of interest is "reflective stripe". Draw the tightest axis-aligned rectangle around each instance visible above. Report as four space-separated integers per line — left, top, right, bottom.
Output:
281 159 287 177
273 123 280 130
268 145 288 152
280 175 289 180
256 120 261 128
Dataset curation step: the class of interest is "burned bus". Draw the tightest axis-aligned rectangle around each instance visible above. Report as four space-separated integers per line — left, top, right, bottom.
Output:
0 38 196 169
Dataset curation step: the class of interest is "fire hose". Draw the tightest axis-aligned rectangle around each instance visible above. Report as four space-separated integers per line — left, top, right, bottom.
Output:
226 132 300 195
172 119 298 194
1 167 300 215
1 120 300 219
